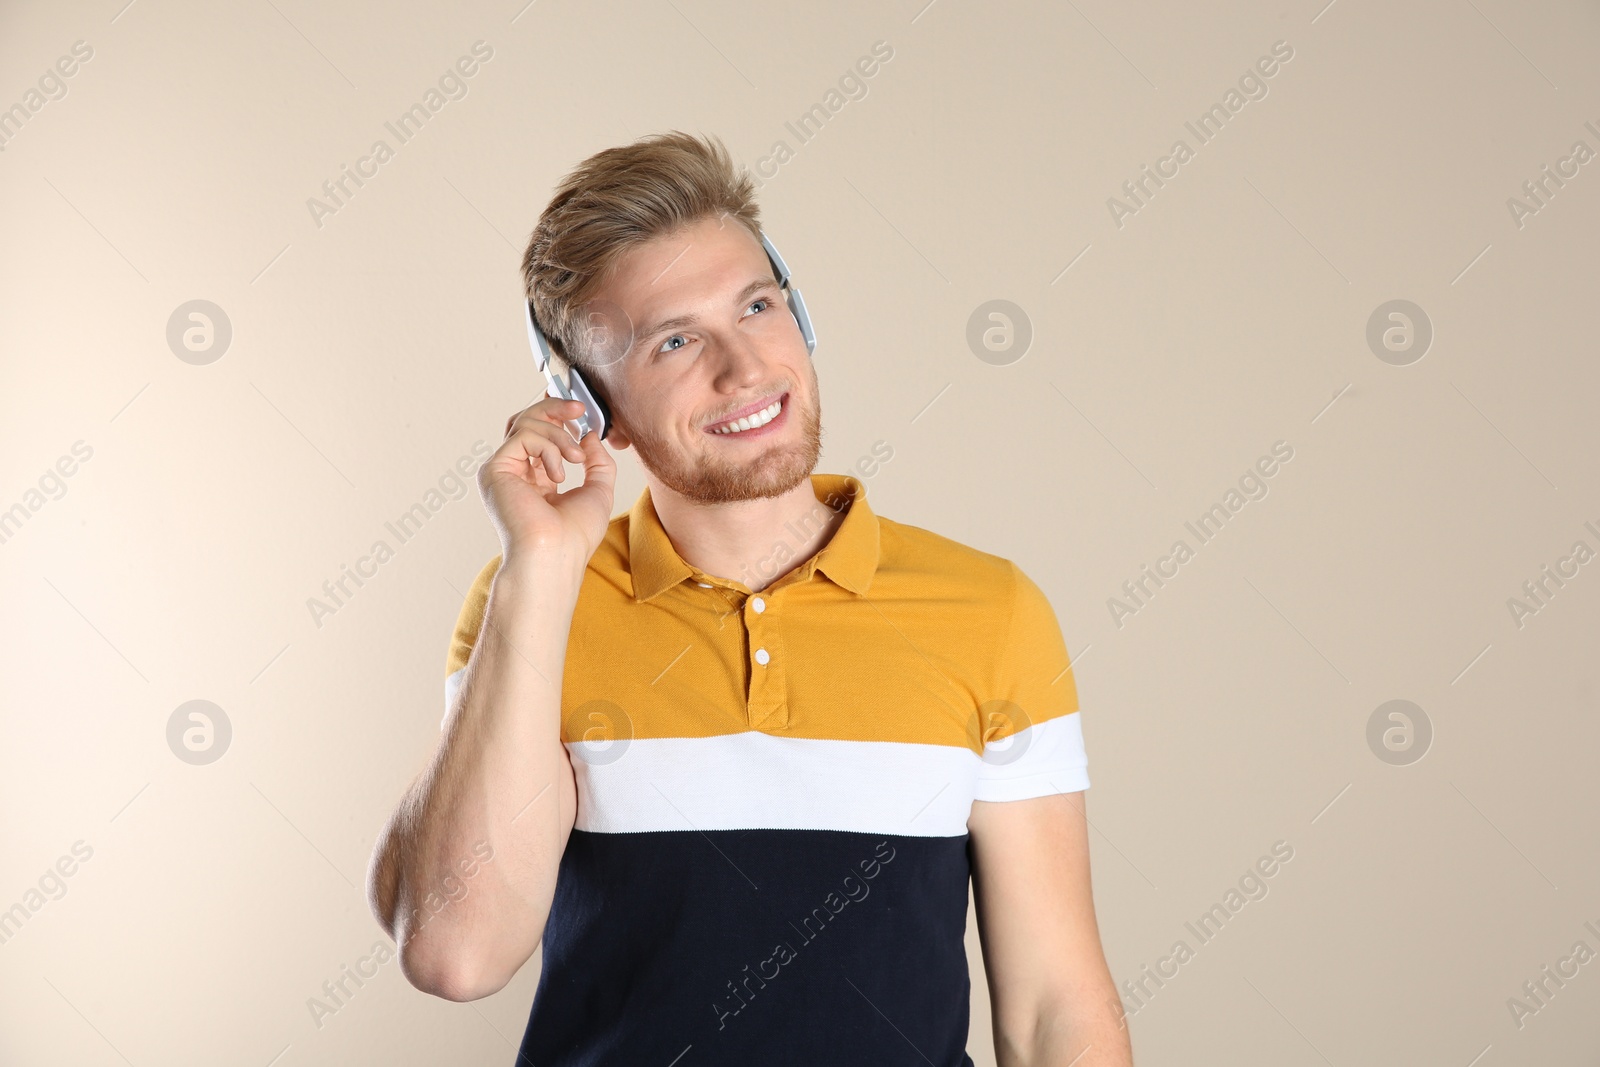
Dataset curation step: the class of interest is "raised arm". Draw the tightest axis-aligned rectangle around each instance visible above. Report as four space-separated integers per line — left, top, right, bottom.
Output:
366 396 615 1001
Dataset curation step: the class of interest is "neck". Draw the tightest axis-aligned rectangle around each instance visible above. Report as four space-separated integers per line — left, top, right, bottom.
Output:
647 474 847 593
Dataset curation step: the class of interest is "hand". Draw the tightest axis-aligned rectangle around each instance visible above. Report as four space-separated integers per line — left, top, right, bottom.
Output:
478 397 617 569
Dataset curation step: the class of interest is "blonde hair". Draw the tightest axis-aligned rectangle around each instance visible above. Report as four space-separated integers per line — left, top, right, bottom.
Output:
521 131 763 381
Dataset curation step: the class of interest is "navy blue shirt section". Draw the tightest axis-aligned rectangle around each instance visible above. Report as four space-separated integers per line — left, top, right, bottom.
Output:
516 829 976 1067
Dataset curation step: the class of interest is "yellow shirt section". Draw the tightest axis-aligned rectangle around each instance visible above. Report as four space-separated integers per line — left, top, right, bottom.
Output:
447 474 1079 755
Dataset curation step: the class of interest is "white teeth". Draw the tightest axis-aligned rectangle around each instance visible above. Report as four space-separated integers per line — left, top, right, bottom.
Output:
712 398 782 434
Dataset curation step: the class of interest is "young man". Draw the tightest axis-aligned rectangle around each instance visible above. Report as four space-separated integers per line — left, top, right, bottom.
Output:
367 132 1133 1066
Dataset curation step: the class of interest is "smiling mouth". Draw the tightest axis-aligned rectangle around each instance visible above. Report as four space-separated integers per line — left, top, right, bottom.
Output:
707 394 787 435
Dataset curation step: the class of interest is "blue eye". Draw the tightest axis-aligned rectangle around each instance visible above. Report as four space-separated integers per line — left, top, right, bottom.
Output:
655 299 772 356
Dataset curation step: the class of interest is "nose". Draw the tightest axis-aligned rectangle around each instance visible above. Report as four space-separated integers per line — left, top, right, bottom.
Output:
708 326 768 392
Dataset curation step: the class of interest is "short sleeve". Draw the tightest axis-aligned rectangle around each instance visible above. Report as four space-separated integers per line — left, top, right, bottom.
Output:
973 562 1089 801
443 555 502 728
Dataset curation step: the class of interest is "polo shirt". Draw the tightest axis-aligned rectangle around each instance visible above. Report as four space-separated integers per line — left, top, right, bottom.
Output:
443 472 1089 1066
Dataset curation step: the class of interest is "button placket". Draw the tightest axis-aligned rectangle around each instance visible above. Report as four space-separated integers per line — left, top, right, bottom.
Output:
745 590 788 730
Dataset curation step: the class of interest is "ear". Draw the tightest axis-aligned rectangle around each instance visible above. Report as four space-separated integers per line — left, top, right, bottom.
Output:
604 420 633 451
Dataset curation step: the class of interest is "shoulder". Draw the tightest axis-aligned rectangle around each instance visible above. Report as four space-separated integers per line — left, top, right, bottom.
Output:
874 513 1031 611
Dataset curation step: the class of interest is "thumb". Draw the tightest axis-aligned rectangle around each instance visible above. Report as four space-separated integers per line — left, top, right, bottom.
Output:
575 428 617 496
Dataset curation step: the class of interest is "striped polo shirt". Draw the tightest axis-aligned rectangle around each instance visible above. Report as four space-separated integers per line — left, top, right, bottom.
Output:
444 472 1088 1066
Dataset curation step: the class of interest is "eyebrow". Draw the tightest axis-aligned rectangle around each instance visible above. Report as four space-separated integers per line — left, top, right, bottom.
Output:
634 277 779 351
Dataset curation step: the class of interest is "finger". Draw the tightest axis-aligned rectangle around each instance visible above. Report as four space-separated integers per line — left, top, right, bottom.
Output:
488 420 573 483
502 411 586 465
574 424 617 497
507 399 588 448
515 429 570 483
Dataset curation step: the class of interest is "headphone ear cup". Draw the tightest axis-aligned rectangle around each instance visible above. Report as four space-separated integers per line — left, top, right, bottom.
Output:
759 230 815 358
786 285 816 357
568 366 613 440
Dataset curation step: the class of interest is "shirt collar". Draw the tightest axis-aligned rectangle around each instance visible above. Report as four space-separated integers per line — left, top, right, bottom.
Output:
627 473 879 602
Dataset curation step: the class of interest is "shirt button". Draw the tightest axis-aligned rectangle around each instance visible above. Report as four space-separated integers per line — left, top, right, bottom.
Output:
696 581 713 588
751 596 766 613
754 648 770 666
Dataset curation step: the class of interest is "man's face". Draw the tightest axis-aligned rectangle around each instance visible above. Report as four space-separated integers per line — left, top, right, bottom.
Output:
581 214 822 505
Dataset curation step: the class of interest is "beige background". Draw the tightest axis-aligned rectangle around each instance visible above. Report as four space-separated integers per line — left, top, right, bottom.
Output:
2 0 1597 1063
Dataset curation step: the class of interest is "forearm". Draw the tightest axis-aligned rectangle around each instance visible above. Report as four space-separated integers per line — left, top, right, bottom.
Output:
998 975 1134 1067
369 555 584 999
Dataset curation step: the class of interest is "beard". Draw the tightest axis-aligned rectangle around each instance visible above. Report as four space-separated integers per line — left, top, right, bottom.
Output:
623 382 824 506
